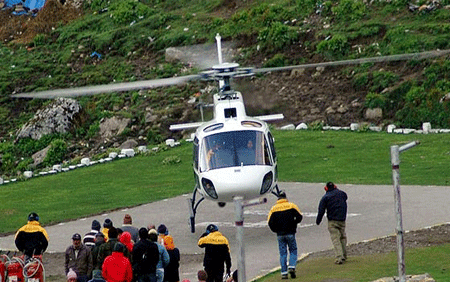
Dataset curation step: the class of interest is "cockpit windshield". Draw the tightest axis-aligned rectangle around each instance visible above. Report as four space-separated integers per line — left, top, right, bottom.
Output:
199 130 272 172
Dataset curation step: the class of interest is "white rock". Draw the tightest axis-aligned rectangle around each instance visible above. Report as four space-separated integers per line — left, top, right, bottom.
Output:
0 177 3 184
80 158 90 166
109 152 118 159
350 123 359 131
77 164 85 167
152 147 159 152
138 146 149 153
369 126 382 132
387 124 396 133
24 171 33 178
52 164 62 172
166 139 175 147
422 122 431 134
104 158 113 162
48 170 58 174
69 165 77 170
393 129 403 134
280 124 295 130
296 123 308 130
118 154 127 158
403 128 415 134
121 148 135 157
39 171 48 176
62 168 70 172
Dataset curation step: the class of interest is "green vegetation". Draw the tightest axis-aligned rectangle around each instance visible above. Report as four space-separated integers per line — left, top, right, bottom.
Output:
259 243 450 282
1 130 449 234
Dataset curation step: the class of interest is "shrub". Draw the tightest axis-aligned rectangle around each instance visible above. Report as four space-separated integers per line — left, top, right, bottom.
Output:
257 22 299 52
162 156 181 165
44 139 68 166
263 54 288 68
365 92 387 109
316 34 349 59
332 0 367 22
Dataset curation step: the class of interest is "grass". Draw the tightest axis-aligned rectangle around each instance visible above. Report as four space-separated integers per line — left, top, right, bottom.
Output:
1 130 449 234
258 243 450 282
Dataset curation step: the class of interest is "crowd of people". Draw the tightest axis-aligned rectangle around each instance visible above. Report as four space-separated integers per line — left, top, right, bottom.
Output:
14 181 347 281
14 213 236 282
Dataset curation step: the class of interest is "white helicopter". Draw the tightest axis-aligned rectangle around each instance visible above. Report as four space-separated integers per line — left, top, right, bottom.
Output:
12 34 442 232
168 36 285 232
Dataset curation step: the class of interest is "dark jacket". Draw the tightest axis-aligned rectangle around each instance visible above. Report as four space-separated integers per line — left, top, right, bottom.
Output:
97 238 131 269
132 239 159 276
164 248 180 282
65 243 93 277
267 199 303 236
15 221 49 257
316 188 348 224
198 231 231 272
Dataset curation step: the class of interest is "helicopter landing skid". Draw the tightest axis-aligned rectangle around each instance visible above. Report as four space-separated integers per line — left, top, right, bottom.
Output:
271 184 282 197
188 185 205 233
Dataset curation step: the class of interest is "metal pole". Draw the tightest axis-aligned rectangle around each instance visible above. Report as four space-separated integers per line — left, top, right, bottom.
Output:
233 197 267 282
390 141 419 282
234 196 246 282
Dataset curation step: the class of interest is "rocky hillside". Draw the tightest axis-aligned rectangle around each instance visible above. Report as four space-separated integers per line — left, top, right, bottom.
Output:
1 0 450 177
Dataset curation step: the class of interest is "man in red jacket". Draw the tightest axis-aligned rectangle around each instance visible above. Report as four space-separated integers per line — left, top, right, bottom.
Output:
102 243 133 282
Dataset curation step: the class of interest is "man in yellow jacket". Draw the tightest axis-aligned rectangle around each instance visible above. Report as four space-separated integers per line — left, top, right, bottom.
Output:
15 212 49 260
267 191 302 279
198 224 231 282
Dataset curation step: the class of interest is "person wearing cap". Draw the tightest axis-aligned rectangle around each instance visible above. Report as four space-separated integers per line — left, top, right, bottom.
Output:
101 219 113 242
91 233 105 271
197 270 207 282
65 233 94 282
197 224 231 282
163 235 180 282
84 220 101 248
132 228 159 282
316 182 348 264
97 227 131 270
148 229 170 282
267 191 302 279
121 214 139 244
15 212 49 259
67 268 78 282
156 224 169 245
102 243 133 282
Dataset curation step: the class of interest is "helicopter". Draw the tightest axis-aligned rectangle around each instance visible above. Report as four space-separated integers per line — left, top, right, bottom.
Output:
11 35 449 232
168 41 284 232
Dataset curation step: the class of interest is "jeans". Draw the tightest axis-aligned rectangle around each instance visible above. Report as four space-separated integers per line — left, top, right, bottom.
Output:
156 268 164 282
277 234 297 274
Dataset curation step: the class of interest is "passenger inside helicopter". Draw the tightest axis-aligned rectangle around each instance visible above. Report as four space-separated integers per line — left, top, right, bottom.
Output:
201 131 271 171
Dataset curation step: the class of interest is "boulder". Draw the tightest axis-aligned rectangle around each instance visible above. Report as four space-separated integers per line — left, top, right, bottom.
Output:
32 145 51 167
365 108 383 120
99 117 131 138
422 122 431 134
24 171 33 178
80 158 90 166
119 139 138 150
17 98 81 140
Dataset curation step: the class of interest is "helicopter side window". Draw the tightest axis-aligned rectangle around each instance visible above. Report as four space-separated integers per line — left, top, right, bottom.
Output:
268 132 277 161
193 137 199 170
263 137 272 165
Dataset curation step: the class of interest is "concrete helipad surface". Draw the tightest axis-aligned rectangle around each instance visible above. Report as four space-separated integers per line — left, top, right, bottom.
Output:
1 182 449 281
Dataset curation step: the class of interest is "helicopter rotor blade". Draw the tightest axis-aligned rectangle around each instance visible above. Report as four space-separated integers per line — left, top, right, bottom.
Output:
10 74 202 99
253 49 450 74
